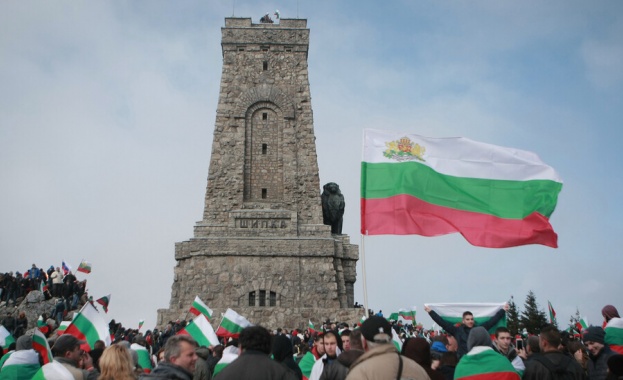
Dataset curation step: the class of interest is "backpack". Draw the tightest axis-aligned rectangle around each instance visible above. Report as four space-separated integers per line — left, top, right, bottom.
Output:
532 354 575 380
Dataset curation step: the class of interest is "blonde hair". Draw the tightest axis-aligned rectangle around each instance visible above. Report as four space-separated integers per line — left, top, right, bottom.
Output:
98 344 137 380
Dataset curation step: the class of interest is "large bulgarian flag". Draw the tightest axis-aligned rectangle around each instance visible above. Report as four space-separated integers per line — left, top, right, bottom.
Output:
605 318 623 354
189 296 213 320
64 302 112 349
179 314 219 348
0 325 16 354
33 328 54 365
455 347 521 380
215 308 252 339
361 129 563 248
426 303 506 334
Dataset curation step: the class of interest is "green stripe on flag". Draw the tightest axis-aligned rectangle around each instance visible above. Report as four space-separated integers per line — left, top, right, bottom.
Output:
67 312 101 345
455 348 520 379
219 318 242 335
361 161 561 219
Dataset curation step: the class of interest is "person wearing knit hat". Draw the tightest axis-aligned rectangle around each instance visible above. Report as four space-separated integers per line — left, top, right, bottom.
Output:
0 334 41 379
345 316 429 380
584 326 615 380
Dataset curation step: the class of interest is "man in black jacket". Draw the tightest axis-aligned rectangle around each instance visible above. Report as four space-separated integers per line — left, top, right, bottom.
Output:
217 326 297 380
425 303 508 358
523 324 585 380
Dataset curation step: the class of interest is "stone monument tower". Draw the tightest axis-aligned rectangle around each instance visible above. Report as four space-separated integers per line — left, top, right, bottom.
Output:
157 17 360 328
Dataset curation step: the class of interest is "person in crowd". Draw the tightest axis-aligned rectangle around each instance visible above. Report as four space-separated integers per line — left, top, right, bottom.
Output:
425 304 508 358
454 326 519 380
52 334 100 380
1 312 15 335
310 330 341 380
568 340 589 375
584 326 615 380
607 354 623 380
13 312 27 339
319 329 365 380
492 326 525 374
139 335 197 380
340 330 351 352
345 316 429 380
436 352 458 380
602 305 623 355
273 333 303 380
311 333 325 359
216 325 297 380
402 337 445 380
206 345 222 375
98 344 137 380
523 324 584 380
0 334 41 379
193 345 212 380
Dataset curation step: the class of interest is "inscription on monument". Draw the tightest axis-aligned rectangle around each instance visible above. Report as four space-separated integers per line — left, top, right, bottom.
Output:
237 218 288 229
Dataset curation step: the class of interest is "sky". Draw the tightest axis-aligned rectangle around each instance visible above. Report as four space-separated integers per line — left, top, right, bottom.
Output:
1 1 622 332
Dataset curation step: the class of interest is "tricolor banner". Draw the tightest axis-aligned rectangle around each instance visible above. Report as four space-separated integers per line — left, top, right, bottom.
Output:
64 302 112 349
0 325 16 353
33 328 54 365
425 303 506 334
179 314 219 348
96 294 111 313
548 301 557 324
189 296 213 320
61 261 71 275
398 307 417 324
77 260 92 274
361 129 562 248
216 309 252 339
131 343 153 373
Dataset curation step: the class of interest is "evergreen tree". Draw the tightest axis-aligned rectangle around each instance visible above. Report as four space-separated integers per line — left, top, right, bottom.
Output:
507 295 521 336
519 290 548 334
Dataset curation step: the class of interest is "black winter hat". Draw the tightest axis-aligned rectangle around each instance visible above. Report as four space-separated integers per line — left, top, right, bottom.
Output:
582 326 605 344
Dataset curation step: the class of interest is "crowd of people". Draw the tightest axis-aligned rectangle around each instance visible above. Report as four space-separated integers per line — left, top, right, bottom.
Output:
1 299 623 379
1 263 87 311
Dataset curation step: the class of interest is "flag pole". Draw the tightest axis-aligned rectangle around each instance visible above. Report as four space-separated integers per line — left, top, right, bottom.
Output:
361 233 369 318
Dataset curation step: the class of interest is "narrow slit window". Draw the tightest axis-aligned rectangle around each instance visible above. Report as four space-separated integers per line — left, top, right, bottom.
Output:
270 291 276 306
263 61 268 71
262 113 268 120
262 144 267 154
248 291 256 306
259 290 266 306
261 189 267 199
